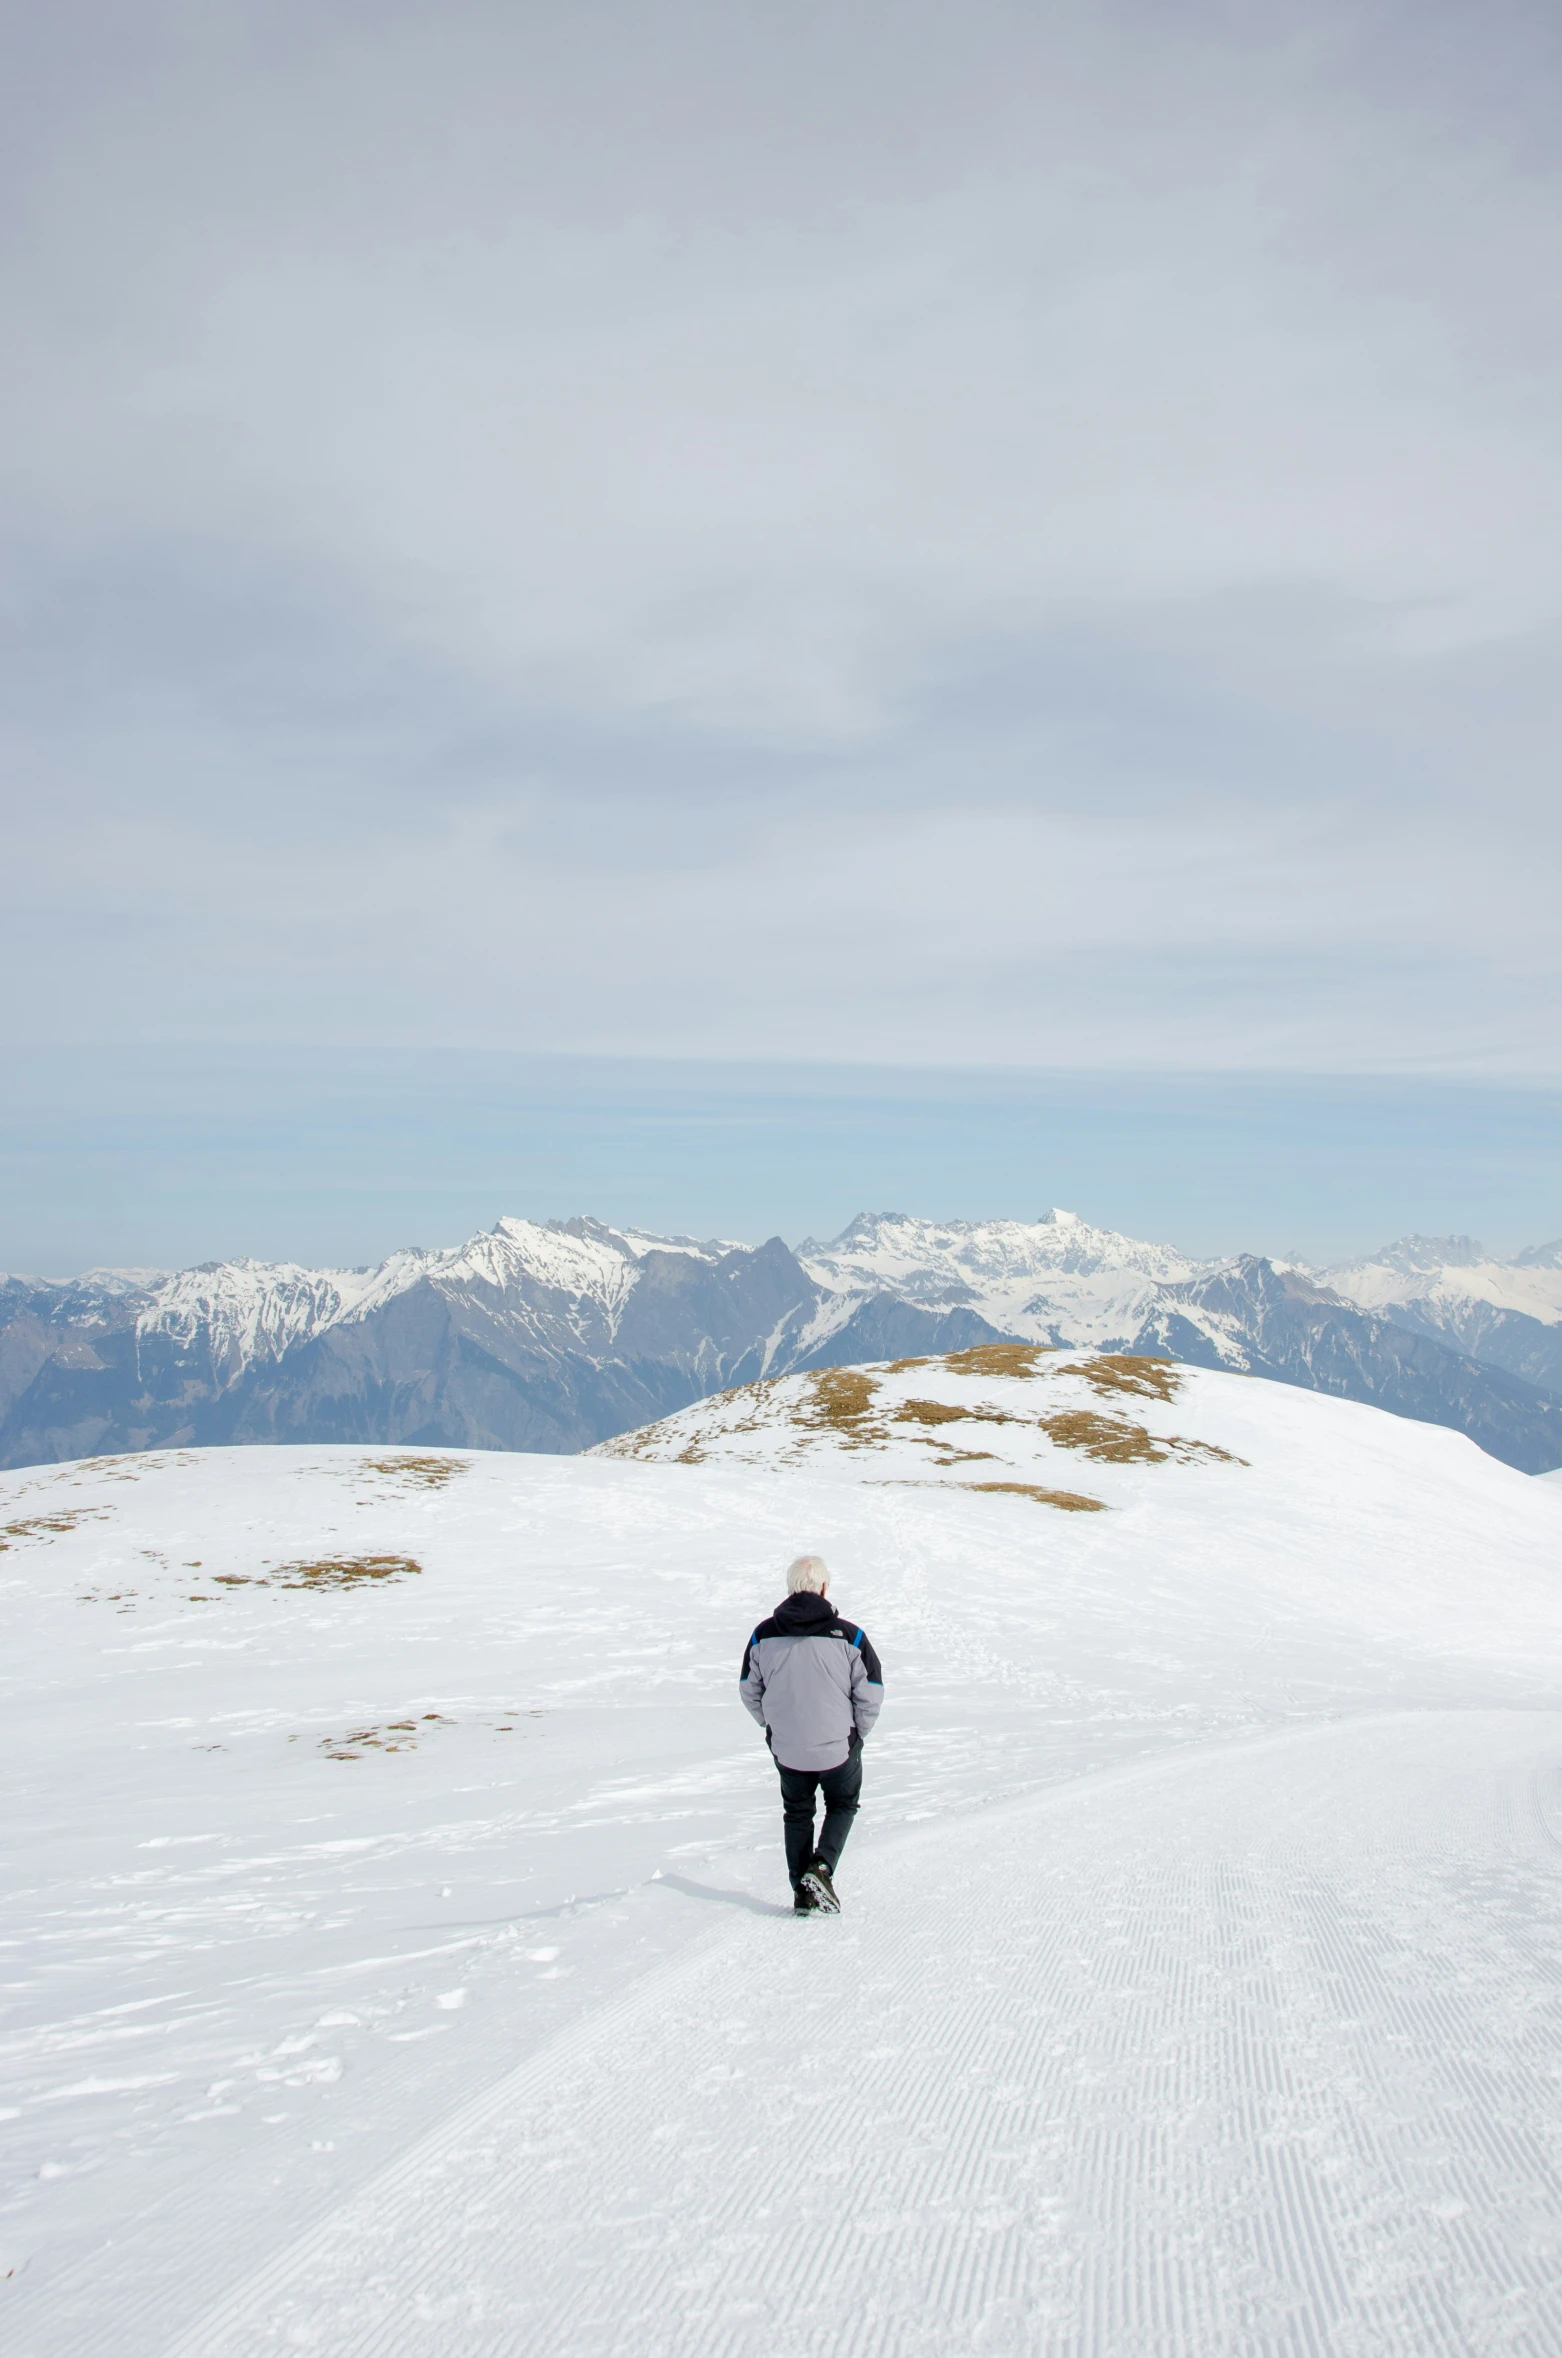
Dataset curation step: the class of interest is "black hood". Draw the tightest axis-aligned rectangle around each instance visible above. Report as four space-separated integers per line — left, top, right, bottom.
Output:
773 1589 836 1634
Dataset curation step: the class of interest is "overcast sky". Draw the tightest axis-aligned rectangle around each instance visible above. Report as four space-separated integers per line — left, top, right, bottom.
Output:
3 0 1561 1260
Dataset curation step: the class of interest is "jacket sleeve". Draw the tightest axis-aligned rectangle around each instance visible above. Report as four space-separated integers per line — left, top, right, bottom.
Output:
739 1632 768 1729
849 1627 884 1739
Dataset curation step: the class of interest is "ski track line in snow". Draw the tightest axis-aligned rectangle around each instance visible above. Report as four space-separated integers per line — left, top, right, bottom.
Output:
155 1709 1562 2358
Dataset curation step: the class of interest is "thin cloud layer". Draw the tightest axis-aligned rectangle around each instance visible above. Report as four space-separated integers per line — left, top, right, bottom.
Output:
2 0 1560 1070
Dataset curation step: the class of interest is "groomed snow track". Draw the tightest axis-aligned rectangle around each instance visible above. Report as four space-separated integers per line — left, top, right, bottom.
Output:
165 1710 1562 2358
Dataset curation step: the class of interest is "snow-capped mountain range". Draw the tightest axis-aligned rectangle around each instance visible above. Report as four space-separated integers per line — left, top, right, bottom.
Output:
1321 1233 1562 1395
3 1209 1561 1473
796 1210 1202 1341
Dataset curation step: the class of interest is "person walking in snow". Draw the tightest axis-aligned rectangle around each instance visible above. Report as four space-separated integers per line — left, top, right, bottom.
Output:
739 1554 883 1915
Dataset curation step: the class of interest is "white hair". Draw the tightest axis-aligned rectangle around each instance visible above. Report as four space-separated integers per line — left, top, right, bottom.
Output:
786 1554 830 1595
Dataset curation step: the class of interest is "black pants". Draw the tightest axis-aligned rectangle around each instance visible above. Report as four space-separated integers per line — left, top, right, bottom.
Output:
777 1745 862 1889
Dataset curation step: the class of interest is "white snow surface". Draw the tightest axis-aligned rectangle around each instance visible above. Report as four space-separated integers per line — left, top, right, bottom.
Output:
6 1368 1562 2356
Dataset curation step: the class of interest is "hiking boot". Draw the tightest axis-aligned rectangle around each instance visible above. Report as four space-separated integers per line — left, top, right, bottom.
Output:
801 1861 840 1914
792 1884 819 1914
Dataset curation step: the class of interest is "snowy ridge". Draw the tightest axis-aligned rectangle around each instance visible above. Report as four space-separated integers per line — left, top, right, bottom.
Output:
617 1226 743 1262
1323 1233 1562 1325
390 1218 643 1330
61 1264 171 1297
796 1207 1217 1347
132 1218 672 1382
798 1204 1210 1290
137 1258 396 1374
0 1265 171 1316
1317 1231 1562 1401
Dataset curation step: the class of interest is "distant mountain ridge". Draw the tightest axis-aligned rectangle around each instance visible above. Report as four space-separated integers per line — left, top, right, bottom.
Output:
3 1209 1561 1473
1319 1230 1562 1399
0 1217 995 1470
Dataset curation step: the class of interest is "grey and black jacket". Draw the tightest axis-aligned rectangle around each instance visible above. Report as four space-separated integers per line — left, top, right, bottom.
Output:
739 1590 884 1772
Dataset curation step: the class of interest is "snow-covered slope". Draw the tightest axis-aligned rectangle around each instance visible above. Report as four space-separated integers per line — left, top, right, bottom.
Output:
6 1370 1562 2355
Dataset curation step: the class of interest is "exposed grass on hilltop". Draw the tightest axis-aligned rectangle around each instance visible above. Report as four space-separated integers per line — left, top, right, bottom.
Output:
891 1377 1239 1469
1039 1410 1174 1464
593 1343 1242 1475
941 1343 1055 1380
1039 1408 1241 1466
793 1367 887 1446
1060 1354 1182 1403
360 1455 467 1490
810 1368 879 1423
896 1397 1000 1426
68 1453 198 1482
895 1398 1023 1433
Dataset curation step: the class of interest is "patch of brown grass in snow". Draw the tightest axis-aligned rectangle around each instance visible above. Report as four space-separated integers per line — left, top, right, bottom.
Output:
1039 1408 1241 1467
0 1507 109 1548
940 1343 1055 1380
900 1395 1032 1431
211 1554 423 1591
359 1455 466 1489
1058 1354 1183 1402
964 1481 1107 1512
792 1367 887 1446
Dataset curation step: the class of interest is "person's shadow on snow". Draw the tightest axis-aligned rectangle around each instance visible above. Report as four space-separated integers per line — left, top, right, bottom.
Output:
657 1871 793 1918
